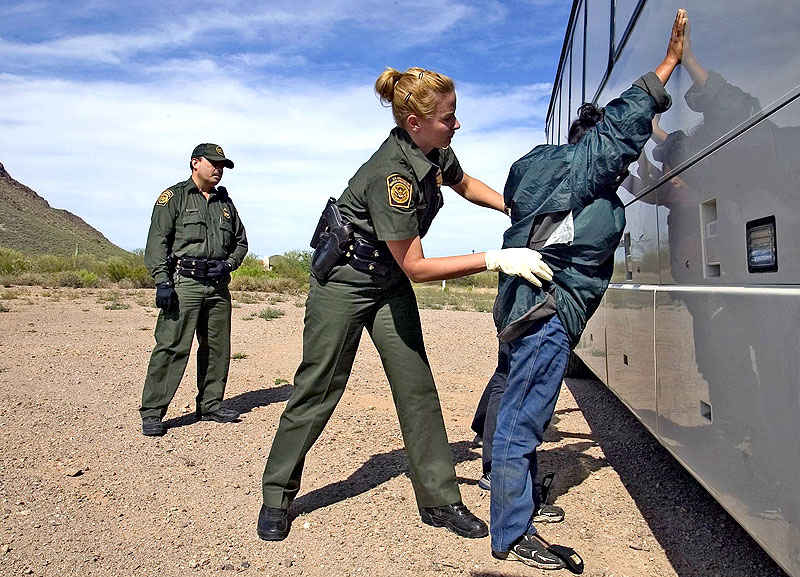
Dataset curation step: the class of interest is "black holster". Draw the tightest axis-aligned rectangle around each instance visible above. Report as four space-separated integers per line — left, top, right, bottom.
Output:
310 198 353 280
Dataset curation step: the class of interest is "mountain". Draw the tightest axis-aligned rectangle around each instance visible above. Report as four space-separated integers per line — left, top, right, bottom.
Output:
0 162 130 259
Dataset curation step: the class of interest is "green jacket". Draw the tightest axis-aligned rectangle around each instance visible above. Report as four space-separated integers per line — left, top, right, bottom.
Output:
144 177 248 285
494 72 672 346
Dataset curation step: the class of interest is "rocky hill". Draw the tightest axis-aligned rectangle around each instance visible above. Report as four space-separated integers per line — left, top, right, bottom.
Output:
0 161 130 259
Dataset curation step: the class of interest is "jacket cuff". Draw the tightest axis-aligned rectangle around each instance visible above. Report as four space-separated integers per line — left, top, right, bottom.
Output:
633 71 672 113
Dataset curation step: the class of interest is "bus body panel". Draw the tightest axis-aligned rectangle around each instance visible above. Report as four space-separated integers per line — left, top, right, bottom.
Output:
655 286 800 576
548 0 800 573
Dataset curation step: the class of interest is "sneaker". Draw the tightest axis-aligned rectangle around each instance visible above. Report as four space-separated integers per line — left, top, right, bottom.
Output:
197 407 240 423
478 472 491 491
534 503 565 523
141 416 166 437
419 501 488 538
492 534 565 570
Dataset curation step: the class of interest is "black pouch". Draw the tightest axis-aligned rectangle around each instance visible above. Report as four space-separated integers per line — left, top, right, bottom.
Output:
347 237 396 277
178 257 209 279
348 254 393 277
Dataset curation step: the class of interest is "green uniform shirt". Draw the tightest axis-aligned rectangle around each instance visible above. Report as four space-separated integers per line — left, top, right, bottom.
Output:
337 127 464 241
144 177 248 285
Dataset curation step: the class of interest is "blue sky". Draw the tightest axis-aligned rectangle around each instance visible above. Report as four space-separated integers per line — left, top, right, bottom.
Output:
1 0 570 258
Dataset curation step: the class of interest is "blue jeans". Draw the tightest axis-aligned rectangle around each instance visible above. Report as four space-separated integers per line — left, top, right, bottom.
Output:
490 315 570 552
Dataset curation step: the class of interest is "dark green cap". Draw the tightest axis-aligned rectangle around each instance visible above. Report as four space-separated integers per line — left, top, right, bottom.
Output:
191 143 234 168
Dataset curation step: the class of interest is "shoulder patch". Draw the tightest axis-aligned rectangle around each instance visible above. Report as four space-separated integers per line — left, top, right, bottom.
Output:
387 174 412 208
156 189 174 206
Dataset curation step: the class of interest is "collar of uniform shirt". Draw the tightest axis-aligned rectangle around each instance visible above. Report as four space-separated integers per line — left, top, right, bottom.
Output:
392 127 440 182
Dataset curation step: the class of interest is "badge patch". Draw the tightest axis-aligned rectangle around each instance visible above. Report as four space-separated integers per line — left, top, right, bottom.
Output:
222 207 230 219
216 146 224 156
435 169 443 188
387 174 412 208
156 190 174 206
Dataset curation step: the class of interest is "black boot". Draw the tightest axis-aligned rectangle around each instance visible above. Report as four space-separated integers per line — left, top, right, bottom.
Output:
419 501 488 538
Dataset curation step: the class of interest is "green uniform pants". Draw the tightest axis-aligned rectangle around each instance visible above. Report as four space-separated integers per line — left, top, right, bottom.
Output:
140 276 232 419
261 266 462 509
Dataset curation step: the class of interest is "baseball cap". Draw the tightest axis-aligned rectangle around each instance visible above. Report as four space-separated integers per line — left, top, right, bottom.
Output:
191 143 234 168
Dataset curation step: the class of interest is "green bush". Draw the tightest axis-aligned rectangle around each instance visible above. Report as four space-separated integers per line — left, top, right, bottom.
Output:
233 253 269 278
55 270 88 288
31 254 75 273
268 250 312 282
0 248 29 275
77 269 100 287
257 307 285 321
230 275 302 294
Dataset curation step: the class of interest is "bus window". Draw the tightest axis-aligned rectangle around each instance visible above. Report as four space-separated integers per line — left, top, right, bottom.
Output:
613 0 640 55
571 1 585 110
584 0 611 102
560 52 572 143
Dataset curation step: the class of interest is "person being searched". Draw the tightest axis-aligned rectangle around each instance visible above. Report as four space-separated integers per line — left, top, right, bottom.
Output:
489 10 688 571
257 66 553 542
140 143 248 437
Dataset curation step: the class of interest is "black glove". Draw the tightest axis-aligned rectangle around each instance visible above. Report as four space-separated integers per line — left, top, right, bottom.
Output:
155 281 177 310
207 259 232 280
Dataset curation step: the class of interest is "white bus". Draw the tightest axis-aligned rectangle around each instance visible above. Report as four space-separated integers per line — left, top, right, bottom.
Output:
547 1 800 575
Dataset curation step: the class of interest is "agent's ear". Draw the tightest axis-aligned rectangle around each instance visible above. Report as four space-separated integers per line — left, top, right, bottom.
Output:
406 113 421 133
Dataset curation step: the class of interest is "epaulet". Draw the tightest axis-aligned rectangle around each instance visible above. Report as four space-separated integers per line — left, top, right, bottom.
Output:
216 185 230 199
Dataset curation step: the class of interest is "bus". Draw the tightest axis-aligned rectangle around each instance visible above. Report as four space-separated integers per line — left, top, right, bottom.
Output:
546 1 800 575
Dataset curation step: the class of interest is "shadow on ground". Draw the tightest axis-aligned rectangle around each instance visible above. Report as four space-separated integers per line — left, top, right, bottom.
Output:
162 383 293 430
562 375 786 577
292 440 481 517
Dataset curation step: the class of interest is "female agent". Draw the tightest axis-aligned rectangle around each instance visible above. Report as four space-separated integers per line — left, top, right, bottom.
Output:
257 67 553 541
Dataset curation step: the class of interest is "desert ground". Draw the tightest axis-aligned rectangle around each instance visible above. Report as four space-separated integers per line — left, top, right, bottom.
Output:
0 287 788 577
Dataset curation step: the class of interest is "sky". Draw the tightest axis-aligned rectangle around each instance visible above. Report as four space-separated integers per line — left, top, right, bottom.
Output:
0 0 571 259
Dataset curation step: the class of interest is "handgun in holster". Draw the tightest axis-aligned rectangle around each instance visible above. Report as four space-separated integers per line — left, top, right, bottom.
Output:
309 197 353 280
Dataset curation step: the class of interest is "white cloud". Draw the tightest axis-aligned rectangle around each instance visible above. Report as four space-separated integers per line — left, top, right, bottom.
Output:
0 60 551 258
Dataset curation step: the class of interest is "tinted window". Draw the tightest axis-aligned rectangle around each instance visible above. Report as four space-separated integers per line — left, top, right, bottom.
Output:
560 53 572 143
585 0 611 101
571 1 586 110
613 0 640 53
603 0 800 177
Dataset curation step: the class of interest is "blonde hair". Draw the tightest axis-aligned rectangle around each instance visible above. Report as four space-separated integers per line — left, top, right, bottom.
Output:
375 67 455 127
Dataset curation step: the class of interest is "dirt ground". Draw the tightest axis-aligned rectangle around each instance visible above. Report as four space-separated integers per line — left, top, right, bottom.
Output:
0 288 788 577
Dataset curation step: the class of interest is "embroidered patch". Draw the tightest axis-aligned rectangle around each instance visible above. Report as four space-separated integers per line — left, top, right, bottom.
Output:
435 169 443 188
387 174 412 208
216 145 225 156
156 190 174 206
222 207 231 219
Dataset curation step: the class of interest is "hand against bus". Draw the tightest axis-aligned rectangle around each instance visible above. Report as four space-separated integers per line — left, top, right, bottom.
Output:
655 9 688 85
485 248 554 287
666 9 688 65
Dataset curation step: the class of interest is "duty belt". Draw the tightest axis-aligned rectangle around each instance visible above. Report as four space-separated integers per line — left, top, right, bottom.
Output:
177 257 210 279
345 237 396 277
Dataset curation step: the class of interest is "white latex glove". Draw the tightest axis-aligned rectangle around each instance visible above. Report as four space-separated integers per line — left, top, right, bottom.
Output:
485 248 554 287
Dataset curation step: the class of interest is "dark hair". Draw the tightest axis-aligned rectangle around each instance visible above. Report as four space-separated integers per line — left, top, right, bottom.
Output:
567 103 605 144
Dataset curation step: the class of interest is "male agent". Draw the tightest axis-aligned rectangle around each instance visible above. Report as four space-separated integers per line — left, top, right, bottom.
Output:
140 143 248 436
